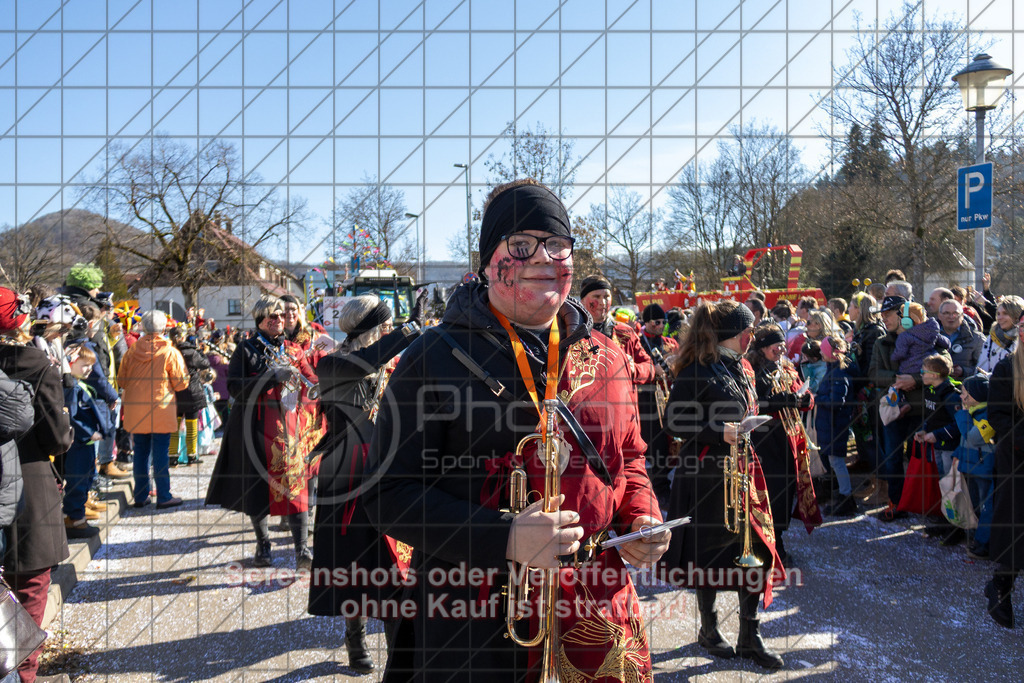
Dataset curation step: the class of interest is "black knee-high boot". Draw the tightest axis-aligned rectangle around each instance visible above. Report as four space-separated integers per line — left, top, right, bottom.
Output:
695 588 735 658
985 568 1016 629
737 590 784 670
345 616 374 672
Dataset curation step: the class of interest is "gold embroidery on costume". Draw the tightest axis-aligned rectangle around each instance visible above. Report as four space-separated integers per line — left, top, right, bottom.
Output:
558 583 649 682
559 339 611 405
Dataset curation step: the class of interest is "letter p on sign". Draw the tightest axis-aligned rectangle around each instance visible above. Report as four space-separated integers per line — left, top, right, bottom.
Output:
964 172 985 209
957 162 993 230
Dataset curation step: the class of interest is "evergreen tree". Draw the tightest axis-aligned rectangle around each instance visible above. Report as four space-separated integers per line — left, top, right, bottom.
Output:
94 236 130 300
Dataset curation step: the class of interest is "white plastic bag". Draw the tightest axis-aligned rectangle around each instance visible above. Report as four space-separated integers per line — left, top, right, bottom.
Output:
805 408 826 478
939 460 978 530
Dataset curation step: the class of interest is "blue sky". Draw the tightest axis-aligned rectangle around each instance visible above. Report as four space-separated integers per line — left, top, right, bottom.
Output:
2 0 1020 266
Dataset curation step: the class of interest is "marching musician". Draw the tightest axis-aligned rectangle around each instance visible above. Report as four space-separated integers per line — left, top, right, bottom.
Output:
746 325 820 565
205 295 324 569
280 293 332 367
637 303 678 509
579 275 656 393
663 300 784 670
308 290 427 673
363 179 668 681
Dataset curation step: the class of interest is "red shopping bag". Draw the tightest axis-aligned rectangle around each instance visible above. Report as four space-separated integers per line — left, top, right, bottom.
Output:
897 441 941 515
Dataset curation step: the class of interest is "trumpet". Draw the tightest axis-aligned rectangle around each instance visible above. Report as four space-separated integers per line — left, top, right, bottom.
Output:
723 428 763 569
255 335 321 401
502 398 563 683
646 346 672 426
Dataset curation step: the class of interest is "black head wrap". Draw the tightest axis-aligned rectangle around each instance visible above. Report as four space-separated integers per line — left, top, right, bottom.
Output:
752 326 786 350
642 303 666 323
347 301 392 339
478 183 571 279
715 303 755 341
580 276 612 299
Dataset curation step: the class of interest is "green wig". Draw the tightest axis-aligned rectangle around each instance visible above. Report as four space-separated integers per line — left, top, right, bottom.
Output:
66 262 104 291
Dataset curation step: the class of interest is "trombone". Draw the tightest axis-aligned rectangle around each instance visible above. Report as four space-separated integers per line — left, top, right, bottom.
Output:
723 428 763 569
502 398 563 683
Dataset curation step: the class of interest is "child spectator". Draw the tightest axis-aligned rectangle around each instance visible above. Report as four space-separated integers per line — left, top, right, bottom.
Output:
955 374 995 559
914 354 962 477
816 335 858 516
800 339 827 394
890 302 951 374
62 343 113 538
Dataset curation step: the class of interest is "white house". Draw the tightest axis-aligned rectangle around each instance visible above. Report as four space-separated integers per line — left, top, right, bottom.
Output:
132 217 302 330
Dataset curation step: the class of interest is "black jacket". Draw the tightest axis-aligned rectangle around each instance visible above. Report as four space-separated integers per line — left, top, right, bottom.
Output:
663 353 770 580
988 356 1024 570
308 325 419 615
362 283 655 682
852 321 885 383
174 340 211 415
0 369 32 528
0 344 72 572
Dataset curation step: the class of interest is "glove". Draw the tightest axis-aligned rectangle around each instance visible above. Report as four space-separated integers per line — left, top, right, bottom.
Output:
798 392 813 410
408 289 429 327
266 366 294 385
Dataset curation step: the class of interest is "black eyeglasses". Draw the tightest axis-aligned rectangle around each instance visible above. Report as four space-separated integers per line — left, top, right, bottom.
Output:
503 233 575 261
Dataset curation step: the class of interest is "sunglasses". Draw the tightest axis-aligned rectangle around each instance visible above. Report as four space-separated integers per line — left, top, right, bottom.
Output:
267 313 284 320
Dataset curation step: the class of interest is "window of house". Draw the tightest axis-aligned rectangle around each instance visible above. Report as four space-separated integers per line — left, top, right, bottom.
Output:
227 299 242 316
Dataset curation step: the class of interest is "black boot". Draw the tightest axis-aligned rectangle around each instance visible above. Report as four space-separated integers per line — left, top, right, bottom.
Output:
253 540 272 567
695 589 735 658
985 573 1015 629
345 617 374 673
736 591 784 670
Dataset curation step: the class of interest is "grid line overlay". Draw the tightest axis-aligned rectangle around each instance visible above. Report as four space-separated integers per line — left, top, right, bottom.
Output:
3 0 1022 680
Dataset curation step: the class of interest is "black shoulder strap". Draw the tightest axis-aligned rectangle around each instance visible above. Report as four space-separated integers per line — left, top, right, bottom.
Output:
431 327 507 397
435 327 614 488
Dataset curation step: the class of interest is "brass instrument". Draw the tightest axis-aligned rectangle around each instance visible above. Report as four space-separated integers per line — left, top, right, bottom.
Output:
503 398 563 683
255 335 321 400
774 360 817 451
723 429 763 568
646 346 672 425
364 365 389 424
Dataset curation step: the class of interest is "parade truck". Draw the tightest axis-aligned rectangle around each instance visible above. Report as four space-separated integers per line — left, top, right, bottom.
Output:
319 268 417 337
635 244 826 312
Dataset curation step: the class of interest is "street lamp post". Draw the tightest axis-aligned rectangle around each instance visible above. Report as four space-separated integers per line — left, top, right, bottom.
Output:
953 53 1013 290
404 212 421 282
454 163 472 272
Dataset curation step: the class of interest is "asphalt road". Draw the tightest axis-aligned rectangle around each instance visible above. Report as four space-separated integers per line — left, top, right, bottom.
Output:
48 444 1022 681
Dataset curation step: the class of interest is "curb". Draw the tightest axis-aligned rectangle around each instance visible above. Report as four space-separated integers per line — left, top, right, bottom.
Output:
43 477 134 628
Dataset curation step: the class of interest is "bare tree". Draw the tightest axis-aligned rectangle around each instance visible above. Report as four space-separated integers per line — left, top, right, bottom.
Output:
83 137 306 308
0 222 65 292
483 121 580 199
333 175 414 269
589 186 662 296
825 2 978 291
664 156 738 288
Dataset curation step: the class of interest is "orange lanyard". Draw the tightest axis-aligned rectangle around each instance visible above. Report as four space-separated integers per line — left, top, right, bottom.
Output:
489 304 560 426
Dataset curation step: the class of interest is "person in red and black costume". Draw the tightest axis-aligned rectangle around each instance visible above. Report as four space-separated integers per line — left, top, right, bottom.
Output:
662 300 784 671
636 302 678 509
579 275 655 396
363 178 668 682
746 325 821 565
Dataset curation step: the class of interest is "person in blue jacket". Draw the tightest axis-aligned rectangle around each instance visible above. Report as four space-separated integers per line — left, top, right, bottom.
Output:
815 335 858 516
955 375 995 559
62 343 114 538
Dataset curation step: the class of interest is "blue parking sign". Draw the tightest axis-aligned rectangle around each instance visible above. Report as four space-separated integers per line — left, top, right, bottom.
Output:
957 162 993 230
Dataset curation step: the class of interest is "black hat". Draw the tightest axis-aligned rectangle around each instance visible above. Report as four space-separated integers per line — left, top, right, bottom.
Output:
580 276 612 299
963 374 990 403
642 303 666 323
478 183 571 279
878 295 907 313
